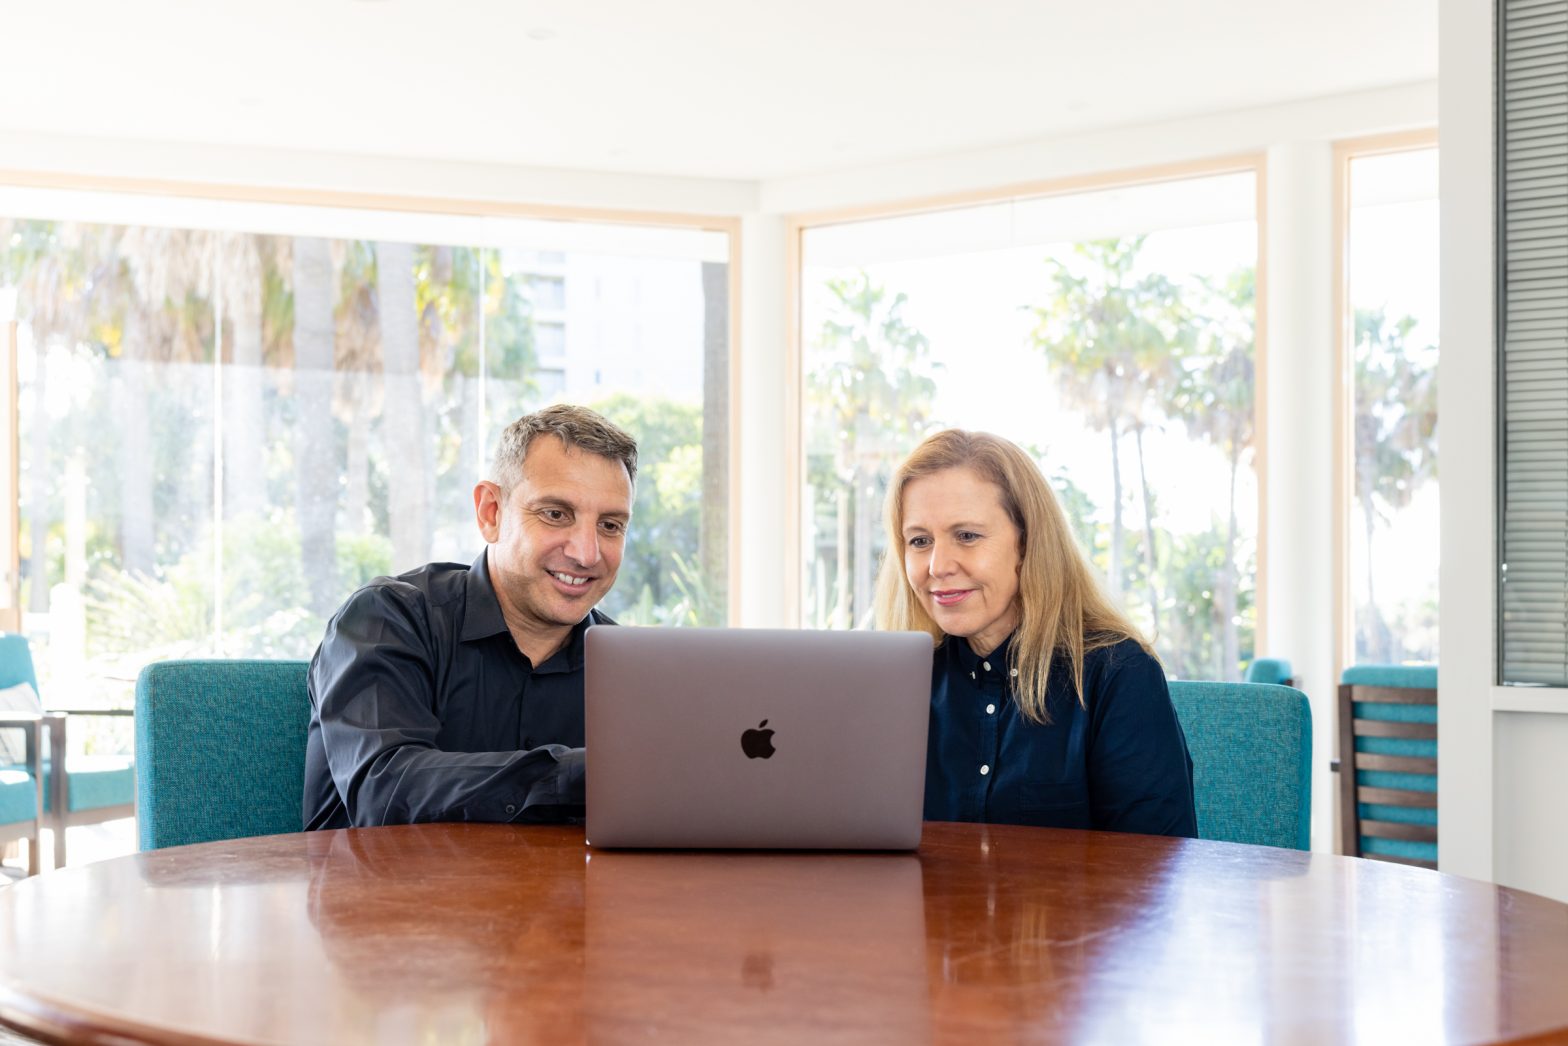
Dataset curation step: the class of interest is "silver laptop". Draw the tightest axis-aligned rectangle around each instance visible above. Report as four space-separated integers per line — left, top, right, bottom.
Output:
586 627 931 850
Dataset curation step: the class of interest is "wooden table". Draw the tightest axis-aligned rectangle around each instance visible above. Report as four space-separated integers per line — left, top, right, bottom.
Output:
2 823 1567 1044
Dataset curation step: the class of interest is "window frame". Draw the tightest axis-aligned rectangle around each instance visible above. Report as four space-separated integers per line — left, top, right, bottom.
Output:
1330 129 1441 682
784 154 1270 649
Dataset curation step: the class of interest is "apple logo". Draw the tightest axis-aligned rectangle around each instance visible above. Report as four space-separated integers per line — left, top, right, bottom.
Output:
741 719 776 759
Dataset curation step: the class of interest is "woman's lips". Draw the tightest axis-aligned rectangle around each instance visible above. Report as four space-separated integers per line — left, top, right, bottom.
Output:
931 589 972 607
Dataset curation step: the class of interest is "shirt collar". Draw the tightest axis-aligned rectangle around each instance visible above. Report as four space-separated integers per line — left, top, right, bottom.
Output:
946 630 1016 677
460 548 510 642
459 548 606 670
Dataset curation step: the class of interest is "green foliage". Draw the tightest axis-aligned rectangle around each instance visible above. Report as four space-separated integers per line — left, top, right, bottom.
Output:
590 393 718 626
1351 306 1439 662
805 271 940 627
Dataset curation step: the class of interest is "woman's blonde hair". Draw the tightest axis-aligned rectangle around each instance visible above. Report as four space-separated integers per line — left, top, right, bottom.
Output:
874 429 1152 725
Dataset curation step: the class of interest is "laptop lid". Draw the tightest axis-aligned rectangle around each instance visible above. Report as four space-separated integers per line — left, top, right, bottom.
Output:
585 627 932 850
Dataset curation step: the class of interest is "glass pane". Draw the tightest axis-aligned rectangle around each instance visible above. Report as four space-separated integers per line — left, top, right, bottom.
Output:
1346 148 1440 665
801 173 1259 680
5 221 219 731
1 197 732 726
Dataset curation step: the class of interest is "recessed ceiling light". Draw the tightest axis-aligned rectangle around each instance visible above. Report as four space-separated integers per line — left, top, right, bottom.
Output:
525 26 556 41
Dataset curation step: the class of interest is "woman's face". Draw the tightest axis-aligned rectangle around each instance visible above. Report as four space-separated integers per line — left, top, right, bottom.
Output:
901 466 1022 656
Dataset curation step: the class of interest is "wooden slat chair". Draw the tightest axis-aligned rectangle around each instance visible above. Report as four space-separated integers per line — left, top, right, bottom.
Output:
1336 664 1438 869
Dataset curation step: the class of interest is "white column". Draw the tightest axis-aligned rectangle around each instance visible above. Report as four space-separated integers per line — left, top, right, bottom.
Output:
1437 0 1494 884
738 214 790 627
1265 142 1337 852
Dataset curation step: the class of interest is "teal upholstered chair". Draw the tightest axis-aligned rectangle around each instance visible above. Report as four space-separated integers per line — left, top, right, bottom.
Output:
1336 664 1437 869
0 632 135 871
1244 658 1294 687
136 660 311 850
1168 681 1312 850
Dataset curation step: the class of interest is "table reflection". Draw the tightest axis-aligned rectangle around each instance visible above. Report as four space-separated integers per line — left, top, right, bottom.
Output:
583 850 929 1042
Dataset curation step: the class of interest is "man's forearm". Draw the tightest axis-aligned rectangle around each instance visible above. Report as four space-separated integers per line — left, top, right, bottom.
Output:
339 743 584 826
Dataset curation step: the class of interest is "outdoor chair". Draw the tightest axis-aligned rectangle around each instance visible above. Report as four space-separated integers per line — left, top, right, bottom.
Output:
0 632 135 871
136 659 311 850
1334 664 1437 869
0 712 46 876
1168 680 1313 850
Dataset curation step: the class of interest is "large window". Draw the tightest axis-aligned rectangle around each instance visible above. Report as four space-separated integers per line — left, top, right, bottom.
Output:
0 189 732 714
1342 145 1440 666
799 168 1261 680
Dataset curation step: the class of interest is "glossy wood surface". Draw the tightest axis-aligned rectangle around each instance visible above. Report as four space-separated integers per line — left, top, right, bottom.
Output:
2 823 1568 1045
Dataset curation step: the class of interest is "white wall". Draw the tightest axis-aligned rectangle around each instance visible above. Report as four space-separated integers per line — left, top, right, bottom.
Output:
1437 0 1498 889
1264 142 1336 852
1442 0 1568 903
0 128 758 217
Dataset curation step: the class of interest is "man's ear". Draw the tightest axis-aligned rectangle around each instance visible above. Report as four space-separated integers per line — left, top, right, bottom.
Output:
474 481 504 542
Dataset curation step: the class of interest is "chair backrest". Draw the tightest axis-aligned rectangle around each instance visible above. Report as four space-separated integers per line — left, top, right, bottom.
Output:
1244 657 1294 687
135 659 311 850
1167 681 1313 850
0 633 40 693
1337 664 1437 869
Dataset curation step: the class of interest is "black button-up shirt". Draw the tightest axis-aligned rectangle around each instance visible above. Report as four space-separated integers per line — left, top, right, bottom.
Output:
303 549 611 830
924 633 1197 837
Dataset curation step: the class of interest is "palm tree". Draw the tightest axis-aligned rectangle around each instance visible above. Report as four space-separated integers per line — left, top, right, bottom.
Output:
700 261 729 624
1029 237 1185 629
1171 269 1256 680
808 272 938 628
1352 306 1438 662
291 236 339 616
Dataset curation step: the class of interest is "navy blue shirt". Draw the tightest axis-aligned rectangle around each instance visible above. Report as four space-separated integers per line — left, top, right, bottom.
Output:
303 549 611 830
924 633 1197 836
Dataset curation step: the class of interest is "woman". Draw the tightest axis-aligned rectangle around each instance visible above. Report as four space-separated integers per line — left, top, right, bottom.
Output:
875 428 1197 836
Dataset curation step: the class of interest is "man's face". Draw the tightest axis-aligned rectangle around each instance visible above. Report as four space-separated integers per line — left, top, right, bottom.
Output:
475 435 633 637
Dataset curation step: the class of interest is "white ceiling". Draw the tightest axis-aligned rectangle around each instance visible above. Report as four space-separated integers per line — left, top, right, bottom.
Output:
0 0 1437 182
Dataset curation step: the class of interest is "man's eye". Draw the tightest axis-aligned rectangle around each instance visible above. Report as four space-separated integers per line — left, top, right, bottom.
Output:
542 509 570 523
600 520 625 536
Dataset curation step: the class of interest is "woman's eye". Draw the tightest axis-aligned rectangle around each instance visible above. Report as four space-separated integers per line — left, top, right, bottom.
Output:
958 531 981 543
908 536 931 549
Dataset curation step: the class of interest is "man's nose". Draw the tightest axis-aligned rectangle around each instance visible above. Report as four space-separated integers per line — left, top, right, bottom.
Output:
564 522 601 568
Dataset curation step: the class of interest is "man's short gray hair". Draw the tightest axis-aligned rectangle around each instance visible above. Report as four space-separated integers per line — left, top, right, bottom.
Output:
491 404 639 493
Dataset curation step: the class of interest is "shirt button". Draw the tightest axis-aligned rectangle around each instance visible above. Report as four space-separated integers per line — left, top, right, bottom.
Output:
970 671 976 680
980 764 990 776
1010 668 1019 677
505 804 516 815
986 703 996 715
982 661 991 671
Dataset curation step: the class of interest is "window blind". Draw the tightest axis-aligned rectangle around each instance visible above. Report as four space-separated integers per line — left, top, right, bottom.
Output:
1499 0 1568 685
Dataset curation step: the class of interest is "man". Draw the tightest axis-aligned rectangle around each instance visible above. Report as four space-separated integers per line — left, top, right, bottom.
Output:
302 404 637 829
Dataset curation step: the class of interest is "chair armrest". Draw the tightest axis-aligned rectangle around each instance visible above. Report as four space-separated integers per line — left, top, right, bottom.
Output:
0 714 47 781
